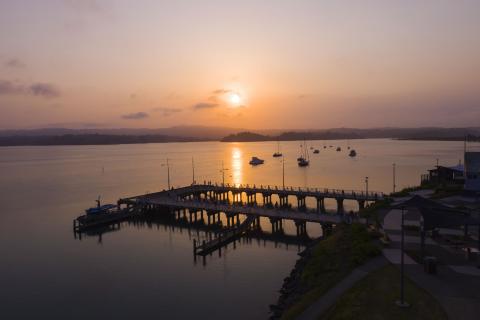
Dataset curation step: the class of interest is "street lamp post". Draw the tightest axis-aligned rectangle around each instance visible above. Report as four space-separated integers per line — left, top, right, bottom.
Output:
192 157 195 185
393 163 396 193
220 161 229 185
167 158 171 189
396 205 410 308
282 158 285 189
365 176 369 196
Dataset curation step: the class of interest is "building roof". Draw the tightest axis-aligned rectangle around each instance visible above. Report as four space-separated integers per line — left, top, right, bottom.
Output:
394 195 479 230
428 165 464 173
448 164 464 172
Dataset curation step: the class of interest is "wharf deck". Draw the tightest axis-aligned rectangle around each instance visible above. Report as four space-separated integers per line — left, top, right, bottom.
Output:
194 216 256 255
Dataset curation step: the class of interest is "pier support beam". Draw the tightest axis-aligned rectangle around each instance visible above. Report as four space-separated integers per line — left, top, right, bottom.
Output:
336 198 344 214
295 220 307 237
246 192 257 205
269 218 282 233
279 194 289 207
358 200 365 211
232 192 242 205
262 193 272 207
297 196 306 211
316 197 325 213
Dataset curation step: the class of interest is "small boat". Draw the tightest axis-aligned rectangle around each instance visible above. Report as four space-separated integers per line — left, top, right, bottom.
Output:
297 140 310 167
298 158 309 167
273 141 282 157
349 149 357 157
336 147 341 152
74 198 133 232
323 146 327 149
85 203 118 215
313 149 320 154
249 157 265 165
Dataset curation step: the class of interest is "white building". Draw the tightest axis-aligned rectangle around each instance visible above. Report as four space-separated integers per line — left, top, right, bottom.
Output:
464 152 480 191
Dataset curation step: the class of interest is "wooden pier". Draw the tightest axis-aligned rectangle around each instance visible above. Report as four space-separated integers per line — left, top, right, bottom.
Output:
193 216 256 255
75 182 385 254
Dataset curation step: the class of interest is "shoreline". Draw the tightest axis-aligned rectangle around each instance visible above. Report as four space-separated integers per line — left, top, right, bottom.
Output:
270 238 322 319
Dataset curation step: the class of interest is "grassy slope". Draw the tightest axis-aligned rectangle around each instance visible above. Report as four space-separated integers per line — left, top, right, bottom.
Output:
321 265 448 320
281 224 381 320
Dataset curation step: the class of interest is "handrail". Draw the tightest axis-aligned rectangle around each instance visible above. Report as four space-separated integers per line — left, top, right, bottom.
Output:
187 182 384 198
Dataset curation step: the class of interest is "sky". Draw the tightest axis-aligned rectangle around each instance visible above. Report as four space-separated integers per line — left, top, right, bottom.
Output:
1 0 480 130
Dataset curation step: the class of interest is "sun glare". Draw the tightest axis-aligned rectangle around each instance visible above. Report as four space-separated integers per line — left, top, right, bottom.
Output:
229 93 242 106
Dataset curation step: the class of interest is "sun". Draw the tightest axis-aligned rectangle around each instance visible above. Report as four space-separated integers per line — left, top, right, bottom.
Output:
229 92 242 106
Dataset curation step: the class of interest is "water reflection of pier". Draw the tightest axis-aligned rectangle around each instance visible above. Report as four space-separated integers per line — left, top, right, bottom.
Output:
74 211 311 263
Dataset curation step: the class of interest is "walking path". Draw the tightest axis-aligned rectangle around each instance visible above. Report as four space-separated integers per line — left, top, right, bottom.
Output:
382 206 480 320
295 202 480 320
297 256 388 320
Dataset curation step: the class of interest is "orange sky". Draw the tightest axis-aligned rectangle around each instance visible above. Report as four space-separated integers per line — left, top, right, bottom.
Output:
1 0 480 129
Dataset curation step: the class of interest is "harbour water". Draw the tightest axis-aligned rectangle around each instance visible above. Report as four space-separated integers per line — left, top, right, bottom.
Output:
0 139 478 319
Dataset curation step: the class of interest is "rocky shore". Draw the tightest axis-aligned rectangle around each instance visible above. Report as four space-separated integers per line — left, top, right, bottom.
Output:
269 238 322 319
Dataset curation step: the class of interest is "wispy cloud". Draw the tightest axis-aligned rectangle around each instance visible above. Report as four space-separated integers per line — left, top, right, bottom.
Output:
0 80 23 95
193 102 219 110
151 107 182 116
212 89 231 94
0 80 60 98
121 112 149 120
4 58 25 68
29 83 60 98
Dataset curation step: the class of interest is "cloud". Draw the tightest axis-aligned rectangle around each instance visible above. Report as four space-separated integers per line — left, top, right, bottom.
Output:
151 107 182 116
0 80 23 95
0 80 60 98
5 58 25 68
297 94 310 99
29 83 60 98
212 89 231 94
121 112 149 120
193 102 219 110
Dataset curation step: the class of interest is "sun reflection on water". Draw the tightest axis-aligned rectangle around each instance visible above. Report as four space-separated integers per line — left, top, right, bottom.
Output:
231 146 243 186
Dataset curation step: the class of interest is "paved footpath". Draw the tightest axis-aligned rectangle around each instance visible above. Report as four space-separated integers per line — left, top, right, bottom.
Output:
297 256 388 320
382 207 480 320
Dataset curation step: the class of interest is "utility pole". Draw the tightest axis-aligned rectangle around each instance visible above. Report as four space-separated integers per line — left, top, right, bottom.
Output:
192 157 195 185
282 158 285 189
365 176 369 196
436 158 439 167
393 163 396 193
220 161 229 185
396 206 409 308
167 158 171 189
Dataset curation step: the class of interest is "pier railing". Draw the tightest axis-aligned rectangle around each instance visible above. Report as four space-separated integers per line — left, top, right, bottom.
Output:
188 182 384 200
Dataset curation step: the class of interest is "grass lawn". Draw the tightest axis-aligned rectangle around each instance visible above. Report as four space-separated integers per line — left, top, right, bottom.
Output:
320 264 448 320
281 224 381 320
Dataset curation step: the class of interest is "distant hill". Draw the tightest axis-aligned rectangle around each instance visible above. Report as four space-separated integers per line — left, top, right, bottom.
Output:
0 125 245 140
220 130 361 142
0 134 204 146
221 132 271 142
1 126 479 146
221 127 480 142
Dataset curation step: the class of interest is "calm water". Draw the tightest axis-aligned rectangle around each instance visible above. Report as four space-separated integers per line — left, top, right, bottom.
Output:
0 139 478 319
